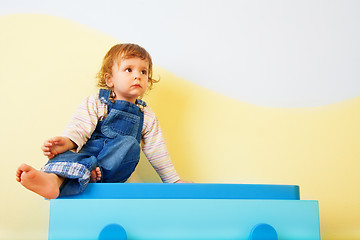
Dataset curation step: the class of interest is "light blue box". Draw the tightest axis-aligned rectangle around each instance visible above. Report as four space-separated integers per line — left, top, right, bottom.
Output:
49 183 320 240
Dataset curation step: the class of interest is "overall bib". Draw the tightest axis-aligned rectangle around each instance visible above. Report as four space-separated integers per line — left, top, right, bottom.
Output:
41 89 145 197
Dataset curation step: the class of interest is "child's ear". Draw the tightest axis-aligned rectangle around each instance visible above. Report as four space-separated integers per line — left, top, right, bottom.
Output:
105 74 114 88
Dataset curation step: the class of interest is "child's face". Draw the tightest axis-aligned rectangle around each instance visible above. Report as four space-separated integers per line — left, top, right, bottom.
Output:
106 57 149 103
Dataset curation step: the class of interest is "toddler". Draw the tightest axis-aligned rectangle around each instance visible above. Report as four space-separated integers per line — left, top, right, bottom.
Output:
16 43 188 199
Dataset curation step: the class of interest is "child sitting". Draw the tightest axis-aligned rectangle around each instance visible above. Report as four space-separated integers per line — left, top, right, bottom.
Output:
16 43 188 199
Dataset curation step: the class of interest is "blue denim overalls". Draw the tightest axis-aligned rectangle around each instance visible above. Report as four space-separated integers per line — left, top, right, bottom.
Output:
41 89 146 197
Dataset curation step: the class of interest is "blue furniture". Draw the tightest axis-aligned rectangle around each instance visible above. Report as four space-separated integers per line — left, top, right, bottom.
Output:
48 183 320 240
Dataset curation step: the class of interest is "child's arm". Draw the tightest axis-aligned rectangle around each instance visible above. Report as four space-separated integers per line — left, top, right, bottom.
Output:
62 94 106 152
174 179 193 183
142 108 191 183
41 136 77 159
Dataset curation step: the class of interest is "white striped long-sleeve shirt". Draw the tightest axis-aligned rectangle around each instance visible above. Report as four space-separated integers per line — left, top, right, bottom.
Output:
62 93 180 183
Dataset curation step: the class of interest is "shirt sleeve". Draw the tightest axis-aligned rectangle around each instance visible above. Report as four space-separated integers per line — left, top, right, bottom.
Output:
141 107 181 183
63 94 107 152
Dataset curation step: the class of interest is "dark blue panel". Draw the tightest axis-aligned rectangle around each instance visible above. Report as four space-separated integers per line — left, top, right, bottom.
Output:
59 183 300 200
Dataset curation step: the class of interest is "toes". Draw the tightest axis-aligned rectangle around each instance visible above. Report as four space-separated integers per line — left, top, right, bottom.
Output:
16 164 32 182
19 163 32 172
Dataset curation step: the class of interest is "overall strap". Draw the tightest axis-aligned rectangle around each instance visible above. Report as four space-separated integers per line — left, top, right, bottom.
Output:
98 89 147 110
135 99 147 107
99 89 111 104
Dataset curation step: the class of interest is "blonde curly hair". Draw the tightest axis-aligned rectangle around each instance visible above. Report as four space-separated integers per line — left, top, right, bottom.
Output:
96 43 159 91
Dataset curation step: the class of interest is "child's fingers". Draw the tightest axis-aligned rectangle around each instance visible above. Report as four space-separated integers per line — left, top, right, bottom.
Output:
43 140 55 151
43 152 55 159
44 136 62 145
41 145 50 152
43 151 51 156
15 169 22 182
42 146 55 155
43 147 57 156
51 136 65 145
43 142 53 147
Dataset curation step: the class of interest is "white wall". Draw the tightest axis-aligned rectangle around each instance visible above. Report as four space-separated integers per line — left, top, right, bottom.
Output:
1 0 359 107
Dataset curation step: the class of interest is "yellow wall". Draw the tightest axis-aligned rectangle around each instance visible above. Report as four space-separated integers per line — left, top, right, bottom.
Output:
1 14 359 239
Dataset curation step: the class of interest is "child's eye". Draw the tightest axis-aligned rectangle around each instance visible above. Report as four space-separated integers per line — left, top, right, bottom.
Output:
141 70 147 75
125 68 132 72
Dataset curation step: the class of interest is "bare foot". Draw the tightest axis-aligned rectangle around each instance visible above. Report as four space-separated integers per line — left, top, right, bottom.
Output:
16 163 64 199
90 167 102 183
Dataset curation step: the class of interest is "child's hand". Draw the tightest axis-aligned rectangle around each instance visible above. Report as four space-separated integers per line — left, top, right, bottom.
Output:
41 136 77 159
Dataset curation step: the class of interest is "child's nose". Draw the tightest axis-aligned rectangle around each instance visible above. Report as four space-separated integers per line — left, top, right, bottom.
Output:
134 72 141 80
